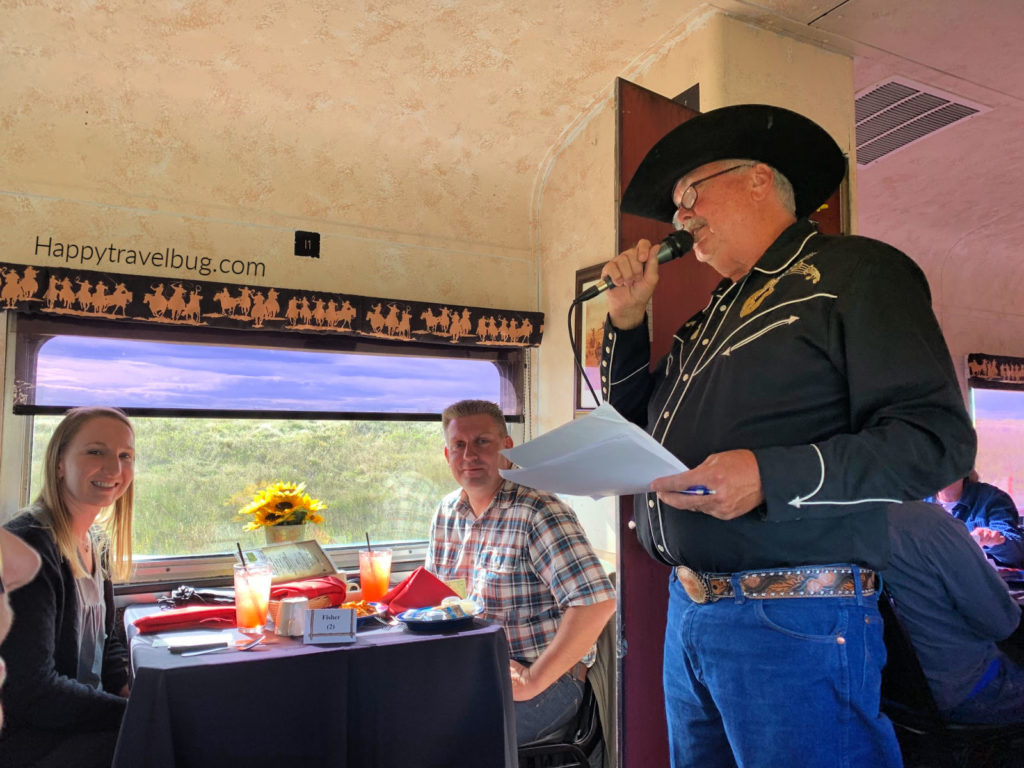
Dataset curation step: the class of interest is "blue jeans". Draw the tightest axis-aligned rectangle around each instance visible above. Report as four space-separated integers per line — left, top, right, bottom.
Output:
515 671 585 744
664 569 903 768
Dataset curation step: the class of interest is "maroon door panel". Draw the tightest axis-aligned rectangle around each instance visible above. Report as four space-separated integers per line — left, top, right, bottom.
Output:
616 78 707 768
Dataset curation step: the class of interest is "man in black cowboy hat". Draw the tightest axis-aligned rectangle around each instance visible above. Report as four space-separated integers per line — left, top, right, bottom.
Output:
599 104 975 767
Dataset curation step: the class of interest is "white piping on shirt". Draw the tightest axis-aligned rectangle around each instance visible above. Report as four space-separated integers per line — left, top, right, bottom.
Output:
699 292 838 369
787 444 902 508
722 316 798 354
754 231 818 275
610 363 649 386
648 230 820 558
645 278 748 557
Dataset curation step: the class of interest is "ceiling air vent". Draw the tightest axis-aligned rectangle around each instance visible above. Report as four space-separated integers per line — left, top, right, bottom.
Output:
854 77 989 167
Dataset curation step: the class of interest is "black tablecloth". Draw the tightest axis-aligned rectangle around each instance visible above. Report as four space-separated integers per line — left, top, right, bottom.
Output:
113 605 516 768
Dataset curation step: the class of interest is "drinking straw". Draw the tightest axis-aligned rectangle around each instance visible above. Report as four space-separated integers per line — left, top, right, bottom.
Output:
236 542 247 569
365 532 373 553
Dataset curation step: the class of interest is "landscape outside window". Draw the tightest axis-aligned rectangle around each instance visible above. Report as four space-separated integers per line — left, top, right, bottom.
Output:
971 387 1024 514
24 329 516 558
30 416 458 557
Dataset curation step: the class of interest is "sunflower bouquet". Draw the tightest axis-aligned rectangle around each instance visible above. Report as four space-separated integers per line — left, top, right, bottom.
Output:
239 481 327 530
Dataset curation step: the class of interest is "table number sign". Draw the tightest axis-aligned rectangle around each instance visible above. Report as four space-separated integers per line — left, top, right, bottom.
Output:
304 607 357 644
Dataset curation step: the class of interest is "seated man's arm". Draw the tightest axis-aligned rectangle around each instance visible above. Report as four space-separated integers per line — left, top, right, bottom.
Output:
972 484 1024 567
510 599 615 702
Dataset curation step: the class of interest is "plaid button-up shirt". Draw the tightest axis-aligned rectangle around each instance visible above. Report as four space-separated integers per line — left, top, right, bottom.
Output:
426 480 616 664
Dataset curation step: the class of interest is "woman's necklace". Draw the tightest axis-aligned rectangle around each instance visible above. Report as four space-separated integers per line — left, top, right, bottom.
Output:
78 532 93 570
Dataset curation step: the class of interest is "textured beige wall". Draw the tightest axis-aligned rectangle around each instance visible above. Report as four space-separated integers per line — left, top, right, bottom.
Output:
0 195 535 309
640 13 856 215
932 219 1024 381
0 4 536 310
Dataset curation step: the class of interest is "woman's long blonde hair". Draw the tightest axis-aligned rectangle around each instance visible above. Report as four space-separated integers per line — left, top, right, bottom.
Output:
37 406 135 581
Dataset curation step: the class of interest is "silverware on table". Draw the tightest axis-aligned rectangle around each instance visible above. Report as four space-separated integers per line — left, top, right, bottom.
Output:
181 635 265 657
371 613 401 630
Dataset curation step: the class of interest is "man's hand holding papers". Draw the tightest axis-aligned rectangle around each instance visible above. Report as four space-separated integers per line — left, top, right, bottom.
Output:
649 448 765 520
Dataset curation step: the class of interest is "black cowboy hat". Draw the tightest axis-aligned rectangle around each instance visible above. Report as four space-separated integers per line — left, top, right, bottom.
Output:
620 104 846 222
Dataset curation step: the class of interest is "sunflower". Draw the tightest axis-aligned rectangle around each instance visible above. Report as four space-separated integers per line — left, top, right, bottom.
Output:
238 481 328 530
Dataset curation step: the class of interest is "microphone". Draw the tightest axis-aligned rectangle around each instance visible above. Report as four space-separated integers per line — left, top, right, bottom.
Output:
576 230 695 302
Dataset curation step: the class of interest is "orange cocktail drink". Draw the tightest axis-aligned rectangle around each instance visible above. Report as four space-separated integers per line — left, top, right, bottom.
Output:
358 549 392 603
234 562 273 636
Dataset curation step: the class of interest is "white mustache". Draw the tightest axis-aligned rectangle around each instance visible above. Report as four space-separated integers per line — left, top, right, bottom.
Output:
681 217 706 235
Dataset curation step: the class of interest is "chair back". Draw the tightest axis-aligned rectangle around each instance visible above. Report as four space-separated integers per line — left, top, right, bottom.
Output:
878 588 944 719
518 678 602 768
879 587 1024 767
588 612 617 768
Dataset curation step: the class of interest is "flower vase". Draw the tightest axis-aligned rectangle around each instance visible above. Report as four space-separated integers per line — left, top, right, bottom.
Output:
264 525 307 545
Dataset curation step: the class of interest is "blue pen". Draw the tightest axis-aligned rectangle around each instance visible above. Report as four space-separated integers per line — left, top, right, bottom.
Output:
681 485 715 495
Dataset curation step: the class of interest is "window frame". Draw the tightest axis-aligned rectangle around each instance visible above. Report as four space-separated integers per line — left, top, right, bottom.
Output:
13 314 525 421
9 312 526 587
968 384 1024 516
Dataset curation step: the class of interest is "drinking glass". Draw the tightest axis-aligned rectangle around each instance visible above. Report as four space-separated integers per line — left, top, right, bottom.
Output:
358 549 392 603
234 562 273 636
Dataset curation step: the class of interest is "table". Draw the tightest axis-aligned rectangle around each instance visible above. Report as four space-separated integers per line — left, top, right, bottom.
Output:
113 605 516 768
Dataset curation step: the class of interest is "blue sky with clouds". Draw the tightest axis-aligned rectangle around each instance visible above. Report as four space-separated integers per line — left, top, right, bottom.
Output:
972 388 1024 421
35 337 501 412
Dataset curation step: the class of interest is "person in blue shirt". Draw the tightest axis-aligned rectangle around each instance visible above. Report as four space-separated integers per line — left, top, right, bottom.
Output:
934 472 1024 568
883 500 1024 724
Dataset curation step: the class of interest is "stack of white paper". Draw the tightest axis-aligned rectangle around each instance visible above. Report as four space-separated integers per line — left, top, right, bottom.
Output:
499 402 687 499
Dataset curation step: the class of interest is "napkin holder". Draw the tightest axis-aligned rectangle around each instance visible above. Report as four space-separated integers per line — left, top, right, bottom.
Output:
269 593 333 628
274 596 310 636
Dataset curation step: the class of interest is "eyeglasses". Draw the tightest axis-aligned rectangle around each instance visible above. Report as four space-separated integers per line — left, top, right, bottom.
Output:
673 163 754 218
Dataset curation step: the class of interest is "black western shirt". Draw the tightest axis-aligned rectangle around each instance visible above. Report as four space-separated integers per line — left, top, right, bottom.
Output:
602 219 976 573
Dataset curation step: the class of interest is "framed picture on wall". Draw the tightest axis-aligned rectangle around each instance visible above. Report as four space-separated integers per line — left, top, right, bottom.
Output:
574 263 607 414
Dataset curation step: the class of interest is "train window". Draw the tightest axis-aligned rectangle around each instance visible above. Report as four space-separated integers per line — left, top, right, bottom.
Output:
970 386 1024 513
13 315 525 579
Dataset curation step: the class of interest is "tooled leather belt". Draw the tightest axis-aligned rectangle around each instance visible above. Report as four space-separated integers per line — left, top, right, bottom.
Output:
674 564 876 605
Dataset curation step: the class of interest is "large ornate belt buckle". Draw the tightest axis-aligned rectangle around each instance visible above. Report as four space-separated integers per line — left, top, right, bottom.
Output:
675 565 711 604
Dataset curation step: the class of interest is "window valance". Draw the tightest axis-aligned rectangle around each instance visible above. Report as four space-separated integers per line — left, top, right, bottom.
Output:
968 353 1024 391
0 262 544 348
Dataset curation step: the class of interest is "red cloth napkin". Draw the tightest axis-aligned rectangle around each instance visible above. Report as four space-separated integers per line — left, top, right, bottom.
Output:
269 575 350 604
380 566 458 615
133 605 237 634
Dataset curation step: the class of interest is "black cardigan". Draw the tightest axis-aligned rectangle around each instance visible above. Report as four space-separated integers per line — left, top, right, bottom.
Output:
0 506 128 739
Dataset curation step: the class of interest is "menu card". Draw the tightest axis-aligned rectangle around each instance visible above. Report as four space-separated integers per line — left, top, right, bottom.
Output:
243 539 337 584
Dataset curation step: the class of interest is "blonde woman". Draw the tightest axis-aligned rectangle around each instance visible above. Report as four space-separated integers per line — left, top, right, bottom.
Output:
1 407 135 768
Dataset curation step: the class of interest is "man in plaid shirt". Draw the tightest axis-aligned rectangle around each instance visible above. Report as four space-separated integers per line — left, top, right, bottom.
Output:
427 399 616 745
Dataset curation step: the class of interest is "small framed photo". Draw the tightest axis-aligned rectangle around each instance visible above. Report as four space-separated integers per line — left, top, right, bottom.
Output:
574 264 607 414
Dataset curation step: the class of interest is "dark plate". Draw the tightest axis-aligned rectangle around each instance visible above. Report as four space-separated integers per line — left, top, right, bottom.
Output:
352 603 387 628
397 615 481 633
395 604 484 633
